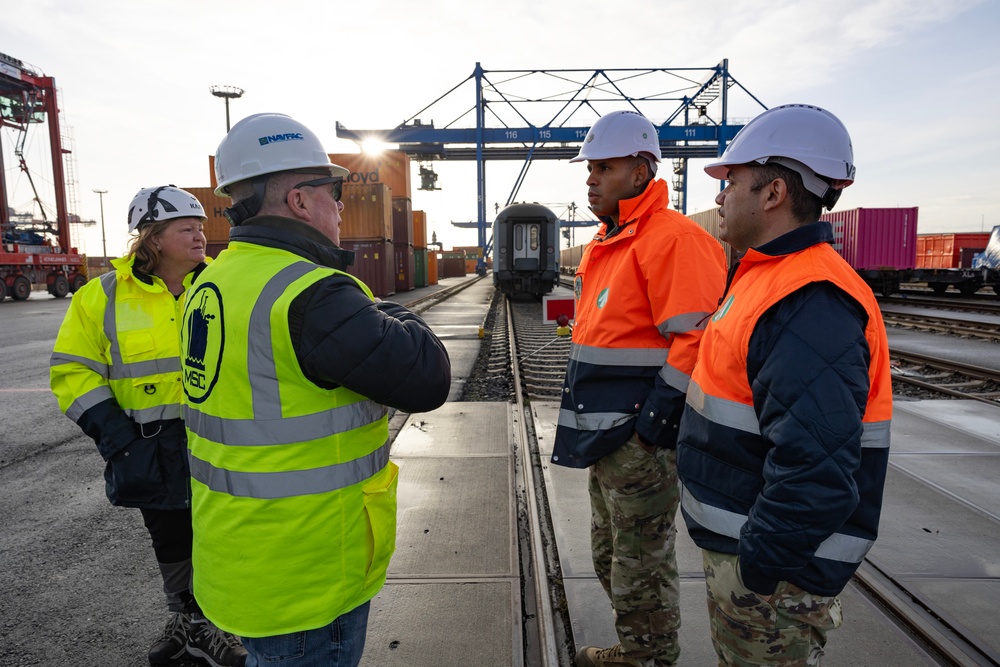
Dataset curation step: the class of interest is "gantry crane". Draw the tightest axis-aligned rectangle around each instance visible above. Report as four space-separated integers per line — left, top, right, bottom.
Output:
336 60 766 273
0 51 85 301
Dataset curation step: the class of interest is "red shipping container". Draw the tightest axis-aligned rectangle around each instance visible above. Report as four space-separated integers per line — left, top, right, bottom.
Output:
915 233 991 269
394 242 415 292
340 239 395 299
820 207 917 271
391 198 414 246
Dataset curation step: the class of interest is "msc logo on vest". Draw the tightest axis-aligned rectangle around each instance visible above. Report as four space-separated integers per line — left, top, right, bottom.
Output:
183 283 225 404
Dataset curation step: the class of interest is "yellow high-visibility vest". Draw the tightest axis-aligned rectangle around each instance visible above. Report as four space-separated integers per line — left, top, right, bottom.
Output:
51 255 197 434
181 240 397 637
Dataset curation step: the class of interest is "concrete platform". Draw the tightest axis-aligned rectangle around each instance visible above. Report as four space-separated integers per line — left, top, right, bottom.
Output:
404 277 494 401
532 398 1000 665
363 402 520 667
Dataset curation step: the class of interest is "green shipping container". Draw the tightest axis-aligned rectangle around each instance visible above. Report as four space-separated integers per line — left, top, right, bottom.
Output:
414 248 428 287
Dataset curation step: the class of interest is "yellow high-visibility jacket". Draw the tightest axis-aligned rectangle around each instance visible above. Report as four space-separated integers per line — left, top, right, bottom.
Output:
50 255 206 508
181 240 397 637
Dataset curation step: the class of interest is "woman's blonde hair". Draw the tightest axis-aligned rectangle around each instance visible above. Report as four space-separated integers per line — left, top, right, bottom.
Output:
127 221 168 274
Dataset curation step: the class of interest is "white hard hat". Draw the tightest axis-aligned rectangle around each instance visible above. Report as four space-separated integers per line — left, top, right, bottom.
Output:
213 113 349 196
128 186 206 233
570 110 662 164
705 104 855 207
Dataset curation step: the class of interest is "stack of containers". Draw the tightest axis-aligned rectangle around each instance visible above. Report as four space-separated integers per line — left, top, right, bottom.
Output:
391 197 415 292
439 251 467 277
339 183 394 298
412 210 428 287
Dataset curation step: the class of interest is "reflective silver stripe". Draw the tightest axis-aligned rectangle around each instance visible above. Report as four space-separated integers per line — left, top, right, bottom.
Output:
861 420 891 448
189 439 391 499
66 385 115 422
99 271 180 380
680 483 874 564
184 400 388 446
688 381 891 448
557 407 635 431
658 363 691 394
249 263 320 421
686 380 760 434
570 343 665 366
49 351 109 379
109 357 182 380
100 271 123 368
127 403 182 424
657 310 712 336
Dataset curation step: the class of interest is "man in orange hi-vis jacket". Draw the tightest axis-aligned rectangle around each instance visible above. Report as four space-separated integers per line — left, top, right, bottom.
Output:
552 110 728 667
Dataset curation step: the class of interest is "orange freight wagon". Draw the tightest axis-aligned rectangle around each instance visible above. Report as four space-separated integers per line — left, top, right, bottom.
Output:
916 233 991 269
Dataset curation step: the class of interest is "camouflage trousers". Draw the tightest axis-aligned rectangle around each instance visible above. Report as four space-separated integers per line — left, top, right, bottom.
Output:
589 434 680 666
702 550 842 666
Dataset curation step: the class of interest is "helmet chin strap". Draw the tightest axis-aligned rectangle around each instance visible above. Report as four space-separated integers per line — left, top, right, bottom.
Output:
223 177 269 226
762 157 844 211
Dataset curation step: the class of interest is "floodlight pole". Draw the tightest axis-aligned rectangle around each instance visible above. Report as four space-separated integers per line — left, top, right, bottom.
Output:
93 189 107 273
210 85 245 132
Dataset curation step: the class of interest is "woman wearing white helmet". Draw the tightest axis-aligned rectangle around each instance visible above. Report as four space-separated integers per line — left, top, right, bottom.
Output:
51 186 247 666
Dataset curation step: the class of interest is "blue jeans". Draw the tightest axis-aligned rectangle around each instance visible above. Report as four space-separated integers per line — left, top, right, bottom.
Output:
242 601 371 667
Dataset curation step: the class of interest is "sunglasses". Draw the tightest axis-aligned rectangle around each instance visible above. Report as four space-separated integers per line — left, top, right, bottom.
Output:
293 176 343 202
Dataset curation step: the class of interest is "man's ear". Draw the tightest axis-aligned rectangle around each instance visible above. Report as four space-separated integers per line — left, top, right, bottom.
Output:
762 178 788 212
286 187 310 220
633 162 650 188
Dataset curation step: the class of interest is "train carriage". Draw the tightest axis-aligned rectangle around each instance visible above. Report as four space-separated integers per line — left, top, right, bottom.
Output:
492 203 559 297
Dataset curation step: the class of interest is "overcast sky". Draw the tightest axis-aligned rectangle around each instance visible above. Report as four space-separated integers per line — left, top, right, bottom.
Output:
2 0 998 258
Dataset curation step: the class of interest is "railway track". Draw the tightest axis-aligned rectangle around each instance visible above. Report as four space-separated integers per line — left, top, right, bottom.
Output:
882 310 1000 340
891 351 1000 405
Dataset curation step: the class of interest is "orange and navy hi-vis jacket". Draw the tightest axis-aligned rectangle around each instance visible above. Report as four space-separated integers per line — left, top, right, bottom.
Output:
551 178 727 469
677 222 893 596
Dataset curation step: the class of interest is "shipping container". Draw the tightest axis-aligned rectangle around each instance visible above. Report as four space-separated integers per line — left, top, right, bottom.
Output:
439 256 467 278
341 183 392 241
208 151 411 200
391 198 414 246
452 245 483 260
915 232 991 269
413 247 428 287
328 151 411 200
560 244 586 273
820 207 918 271
394 242 415 292
427 250 439 285
340 239 395 299
184 186 233 244
959 247 986 268
412 210 427 249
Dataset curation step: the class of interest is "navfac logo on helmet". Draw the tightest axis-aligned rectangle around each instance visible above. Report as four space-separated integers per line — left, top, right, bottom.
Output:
570 110 662 176
705 103 855 210
213 113 349 225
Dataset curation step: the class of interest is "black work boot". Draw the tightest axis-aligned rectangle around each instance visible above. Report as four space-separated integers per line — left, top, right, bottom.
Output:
148 612 190 665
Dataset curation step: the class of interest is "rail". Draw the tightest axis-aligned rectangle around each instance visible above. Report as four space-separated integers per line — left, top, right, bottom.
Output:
507 299 563 667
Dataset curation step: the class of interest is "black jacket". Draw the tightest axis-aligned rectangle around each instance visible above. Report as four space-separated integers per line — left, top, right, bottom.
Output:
231 216 452 414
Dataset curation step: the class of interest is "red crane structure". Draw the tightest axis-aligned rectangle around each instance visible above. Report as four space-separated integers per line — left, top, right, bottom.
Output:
0 51 85 301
